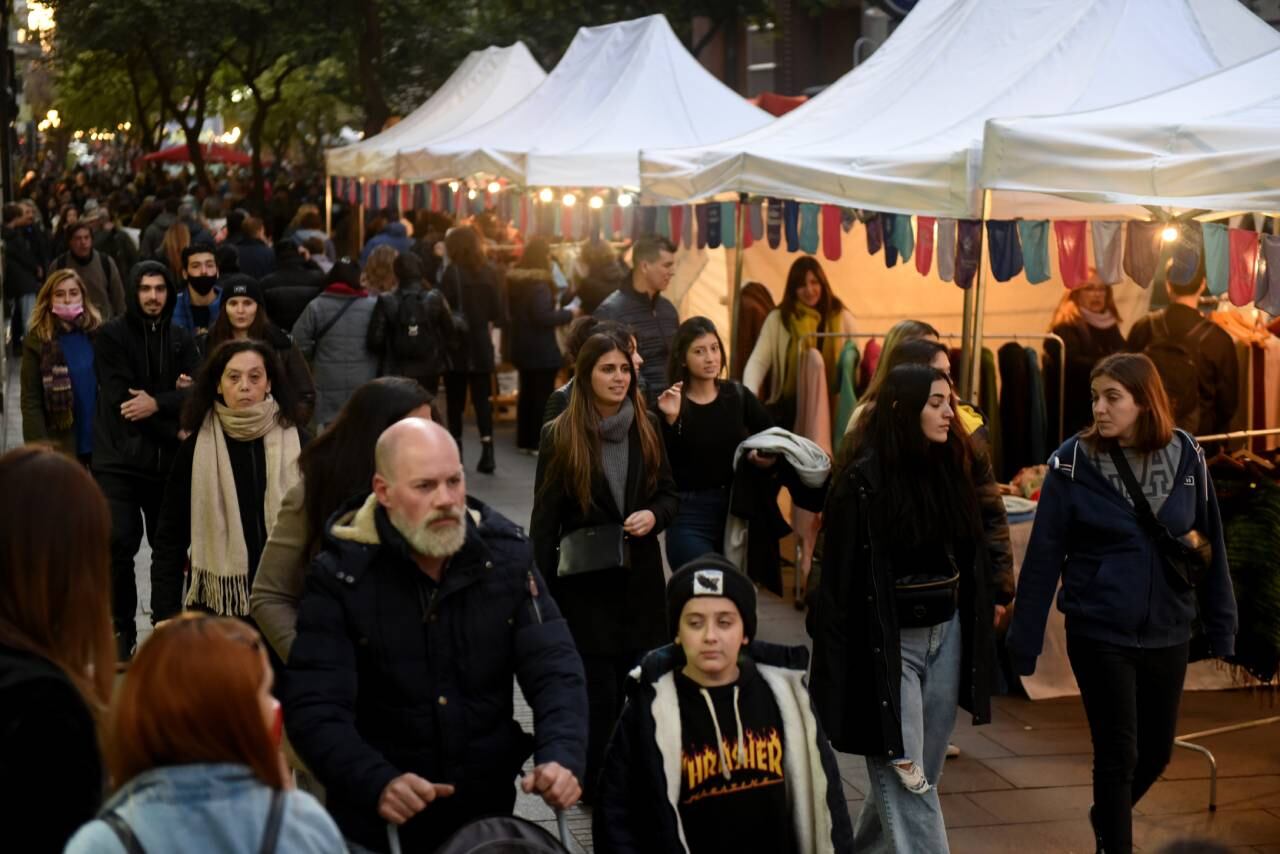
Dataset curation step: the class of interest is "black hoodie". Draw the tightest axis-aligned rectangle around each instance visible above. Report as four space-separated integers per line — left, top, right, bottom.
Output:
91 260 199 477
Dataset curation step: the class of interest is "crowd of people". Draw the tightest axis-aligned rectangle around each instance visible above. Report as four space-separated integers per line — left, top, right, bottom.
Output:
0 164 1243 854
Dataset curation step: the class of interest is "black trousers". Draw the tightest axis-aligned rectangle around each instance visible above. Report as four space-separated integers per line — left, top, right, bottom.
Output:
517 369 558 450
1067 634 1189 854
95 470 165 640
444 371 494 441
581 650 641 802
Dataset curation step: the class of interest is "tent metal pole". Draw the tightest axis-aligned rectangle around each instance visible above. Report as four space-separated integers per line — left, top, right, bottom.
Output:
967 190 993 403
357 179 366 249
730 192 748 377
324 173 332 236
959 286 975 400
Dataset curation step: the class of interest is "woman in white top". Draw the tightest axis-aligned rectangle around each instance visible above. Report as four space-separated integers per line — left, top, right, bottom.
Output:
742 256 855 430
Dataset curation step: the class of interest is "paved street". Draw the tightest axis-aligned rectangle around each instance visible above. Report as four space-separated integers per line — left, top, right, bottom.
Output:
5 368 1279 851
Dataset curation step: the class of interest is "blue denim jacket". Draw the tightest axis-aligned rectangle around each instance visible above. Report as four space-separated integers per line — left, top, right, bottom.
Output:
64 763 343 853
171 285 222 333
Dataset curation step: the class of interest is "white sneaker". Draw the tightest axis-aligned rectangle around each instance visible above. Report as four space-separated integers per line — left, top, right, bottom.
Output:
946 743 961 758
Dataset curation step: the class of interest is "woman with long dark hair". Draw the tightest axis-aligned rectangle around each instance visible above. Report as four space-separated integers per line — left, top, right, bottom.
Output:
1044 272 1126 440
1008 354 1237 854
250 377 436 662
64 616 343 852
812 364 1010 854
742 255 856 428
530 333 678 802
658 316 773 568
509 237 579 452
206 275 316 425
150 340 306 624
0 447 115 853
20 269 104 462
440 226 504 473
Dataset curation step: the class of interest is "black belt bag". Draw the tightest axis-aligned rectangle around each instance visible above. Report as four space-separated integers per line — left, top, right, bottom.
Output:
895 548 960 629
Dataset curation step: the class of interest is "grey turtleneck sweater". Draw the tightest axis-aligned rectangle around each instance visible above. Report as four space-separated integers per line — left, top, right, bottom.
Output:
599 398 634 514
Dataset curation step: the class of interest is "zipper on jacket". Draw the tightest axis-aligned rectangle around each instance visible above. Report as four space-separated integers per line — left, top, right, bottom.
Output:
863 495 900 727
527 570 544 624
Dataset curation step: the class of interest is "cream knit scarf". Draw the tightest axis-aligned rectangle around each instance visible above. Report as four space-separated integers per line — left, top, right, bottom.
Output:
186 398 301 616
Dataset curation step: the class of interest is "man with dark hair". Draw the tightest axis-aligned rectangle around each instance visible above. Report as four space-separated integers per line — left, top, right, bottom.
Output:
1127 266 1238 436
139 195 180 261
53 221 127 320
2 201 46 347
594 235 678 404
260 239 325 331
172 241 222 348
92 261 199 660
237 216 277 279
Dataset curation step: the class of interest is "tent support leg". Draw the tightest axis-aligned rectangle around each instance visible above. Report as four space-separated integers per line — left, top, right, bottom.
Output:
959 287 975 400
730 192 748 377
357 179 366 249
966 190 993 404
324 173 332 236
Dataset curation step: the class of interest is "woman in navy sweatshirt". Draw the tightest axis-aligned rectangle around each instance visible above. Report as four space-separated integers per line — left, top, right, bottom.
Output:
1008 353 1237 854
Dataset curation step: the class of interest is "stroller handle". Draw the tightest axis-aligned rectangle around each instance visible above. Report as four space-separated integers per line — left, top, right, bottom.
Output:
385 808 571 852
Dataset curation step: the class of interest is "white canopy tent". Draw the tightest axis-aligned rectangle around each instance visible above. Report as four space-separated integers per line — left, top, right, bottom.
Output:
981 47 1280 216
639 0 1280 218
404 15 771 189
325 43 546 180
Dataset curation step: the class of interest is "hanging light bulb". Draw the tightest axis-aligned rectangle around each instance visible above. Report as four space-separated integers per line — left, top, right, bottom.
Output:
467 188 478 200
538 188 554 203
448 181 460 193
617 193 634 208
1161 225 1179 243
487 181 501 194
588 195 604 210
562 193 577 208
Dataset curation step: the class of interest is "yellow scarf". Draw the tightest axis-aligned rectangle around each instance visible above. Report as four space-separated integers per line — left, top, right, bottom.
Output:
783 303 842 398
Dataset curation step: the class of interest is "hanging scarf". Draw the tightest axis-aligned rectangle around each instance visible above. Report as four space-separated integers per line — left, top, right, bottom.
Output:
187 398 301 616
784 303 842 399
39 335 75 432
1080 307 1118 330
598 397 634 516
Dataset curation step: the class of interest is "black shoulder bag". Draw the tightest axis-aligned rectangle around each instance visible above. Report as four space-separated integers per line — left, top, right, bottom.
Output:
895 546 961 629
1107 445 1212 592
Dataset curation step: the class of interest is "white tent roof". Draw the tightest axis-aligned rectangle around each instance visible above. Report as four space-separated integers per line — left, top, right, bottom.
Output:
981 47 1280 215
640 0 1280 218
326 43 546 180
406 15 771 189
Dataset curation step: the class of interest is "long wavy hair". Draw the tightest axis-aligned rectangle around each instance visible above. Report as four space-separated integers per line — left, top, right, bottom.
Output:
298 377 435 555
849 364 980 548
180 339 303 433
1049 272 1122 330
863 318 941 401
161 221 191 282
666 316 727 425
543 333 662 514
205 296 273 353
27 268 103 343
778 256 842 326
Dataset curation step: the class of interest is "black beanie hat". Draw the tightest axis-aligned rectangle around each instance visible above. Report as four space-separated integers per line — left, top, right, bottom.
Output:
667 555 757 640
221 273 263 306
327 257 361 288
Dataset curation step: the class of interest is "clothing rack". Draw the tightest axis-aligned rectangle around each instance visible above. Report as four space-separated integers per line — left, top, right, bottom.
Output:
802 330 1068 445
1174 424 1280 810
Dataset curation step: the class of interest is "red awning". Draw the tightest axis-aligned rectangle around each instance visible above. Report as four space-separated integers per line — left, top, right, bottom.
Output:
140 143 253 166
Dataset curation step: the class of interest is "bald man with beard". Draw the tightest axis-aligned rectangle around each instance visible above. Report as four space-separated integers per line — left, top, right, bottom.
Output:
284 418 587 853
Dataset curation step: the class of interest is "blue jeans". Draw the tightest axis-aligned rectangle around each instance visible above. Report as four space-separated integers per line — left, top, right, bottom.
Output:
664 487 729 569
855 612 962 854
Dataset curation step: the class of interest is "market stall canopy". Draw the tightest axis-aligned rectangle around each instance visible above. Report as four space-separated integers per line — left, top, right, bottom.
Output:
639 0 1280 218
141 143 252 167
326 42 546 180
406 14 771 189
981 47 1280 215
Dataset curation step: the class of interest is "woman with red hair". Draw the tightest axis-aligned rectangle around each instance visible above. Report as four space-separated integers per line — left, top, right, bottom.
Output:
65 616 342 852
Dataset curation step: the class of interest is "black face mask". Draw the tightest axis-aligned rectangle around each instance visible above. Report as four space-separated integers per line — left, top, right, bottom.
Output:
187 274 218 296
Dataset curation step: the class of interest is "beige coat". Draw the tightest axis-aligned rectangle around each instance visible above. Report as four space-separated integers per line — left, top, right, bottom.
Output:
742 308 857 405
250 480 310 661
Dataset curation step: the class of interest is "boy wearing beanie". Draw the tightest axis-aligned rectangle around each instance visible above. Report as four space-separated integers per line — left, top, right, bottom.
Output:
594 556 854 854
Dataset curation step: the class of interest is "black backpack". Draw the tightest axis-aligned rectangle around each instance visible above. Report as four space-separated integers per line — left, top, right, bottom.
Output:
388 289 444 365
1144 311 1210 433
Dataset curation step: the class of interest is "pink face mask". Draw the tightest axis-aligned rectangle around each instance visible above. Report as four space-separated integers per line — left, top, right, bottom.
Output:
51 303 84 322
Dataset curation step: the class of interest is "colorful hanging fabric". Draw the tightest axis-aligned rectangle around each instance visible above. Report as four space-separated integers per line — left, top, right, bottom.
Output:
936 218 957 282
749 201 764 243
1054 220 1089 289
658 206 674 240
720 202 737 249
1257 234 1280 316
822 205 843 262
1228 228 1260 307
1090 221 1124 284
1203 222 1229 296
798 203 820 254
369 181 382 210
865 214 884 256
1123 221 1162 288
955 220 984 290
707 202 723 249
766 198 783 249
841 208 857 233
986 220 1024 283
1168 221 1204 287
400 184 412 212
890 214 914 264
1016 220 1050 284
638 206 657 237
670 205 686 249
783 200 801 253
915 216 935 276
882 214 900 267
742 203 754 249
693 203 709 249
